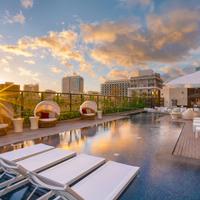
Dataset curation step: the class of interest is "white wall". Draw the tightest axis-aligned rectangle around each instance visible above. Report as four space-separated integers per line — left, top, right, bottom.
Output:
161 87 188 107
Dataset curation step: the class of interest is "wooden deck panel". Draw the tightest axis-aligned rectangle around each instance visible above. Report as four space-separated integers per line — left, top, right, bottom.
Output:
173 120 200 160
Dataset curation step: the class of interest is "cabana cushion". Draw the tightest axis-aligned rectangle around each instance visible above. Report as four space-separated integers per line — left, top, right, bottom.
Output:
41 112 49 119
82 108 87 114
86 108 93 114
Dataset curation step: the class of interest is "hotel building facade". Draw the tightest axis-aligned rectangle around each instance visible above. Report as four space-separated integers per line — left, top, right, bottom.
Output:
101 70 163 98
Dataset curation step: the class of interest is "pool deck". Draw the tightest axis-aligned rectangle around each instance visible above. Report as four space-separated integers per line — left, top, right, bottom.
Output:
0 109 143 147
173 118 200 160
160 115 200 160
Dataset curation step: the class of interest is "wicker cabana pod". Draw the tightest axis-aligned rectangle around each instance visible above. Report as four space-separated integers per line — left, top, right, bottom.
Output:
34 101 60 128
80 101 97 119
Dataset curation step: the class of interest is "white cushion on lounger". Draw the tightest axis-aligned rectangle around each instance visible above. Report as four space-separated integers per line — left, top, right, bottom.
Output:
39 118 57 122
17 148 76 172
0 144 54 162
39 154 105 185
72 161 139 200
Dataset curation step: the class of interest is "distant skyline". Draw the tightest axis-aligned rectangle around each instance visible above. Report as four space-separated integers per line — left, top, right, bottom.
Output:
0 0 200 92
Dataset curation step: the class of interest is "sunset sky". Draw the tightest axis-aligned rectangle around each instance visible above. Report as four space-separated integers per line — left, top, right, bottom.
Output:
0 0 200 91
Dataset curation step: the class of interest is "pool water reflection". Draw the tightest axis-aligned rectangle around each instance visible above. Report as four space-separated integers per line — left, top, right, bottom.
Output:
2 113 200 200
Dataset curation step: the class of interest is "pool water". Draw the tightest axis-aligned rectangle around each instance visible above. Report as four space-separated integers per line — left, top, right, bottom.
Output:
1 113 200 200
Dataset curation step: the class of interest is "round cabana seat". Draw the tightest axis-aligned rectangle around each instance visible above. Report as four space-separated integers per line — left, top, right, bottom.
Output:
34 101 60 128
80 101 97 119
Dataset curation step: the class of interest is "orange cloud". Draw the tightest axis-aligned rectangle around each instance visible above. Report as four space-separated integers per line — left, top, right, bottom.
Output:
79 62 96 77
82 8 200 67
0 45 32 57
81 20 140 43
50 67 62 74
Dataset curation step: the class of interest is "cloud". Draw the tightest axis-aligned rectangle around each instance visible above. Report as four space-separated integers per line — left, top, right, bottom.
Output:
0 30 97 78
160 65 197 81
0 58 12 73
5 56 13 60
0 44 32 57
21 0 33 9
82 8 200 67
18 30 85 64
24 60 35 64
98 76 106 83
18 67 39 81
4 11 25 24
51 67 62 74
0 30 82 61
79 62 96 77
107 69 140 80
81 20 140 44
119 0 152 7
3 66 12 73
0 58 9 65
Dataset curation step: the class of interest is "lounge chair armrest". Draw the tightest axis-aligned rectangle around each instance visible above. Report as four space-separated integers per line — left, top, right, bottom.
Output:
0 158 18 170
0 158 27 176
28 172 84 200
28 171 64 190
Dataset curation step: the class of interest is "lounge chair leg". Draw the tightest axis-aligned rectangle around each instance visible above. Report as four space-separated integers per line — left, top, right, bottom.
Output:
52 196 69 200
0 179 28 196
36 191 54 200
0 176 16 189
26 185 38 200
0 171 6 179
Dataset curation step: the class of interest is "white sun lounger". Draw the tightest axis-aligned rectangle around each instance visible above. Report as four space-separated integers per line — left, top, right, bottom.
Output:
0 148 76 196
35 154 106 185
71 161 139 200
0 144 54 162
28 160 139 200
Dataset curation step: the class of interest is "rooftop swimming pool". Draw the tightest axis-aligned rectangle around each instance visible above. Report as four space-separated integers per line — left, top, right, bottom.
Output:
1 113 200 200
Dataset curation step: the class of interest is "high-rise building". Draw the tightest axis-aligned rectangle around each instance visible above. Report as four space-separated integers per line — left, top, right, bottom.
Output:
23 84 39 92
100 70 163 97
101 80 130 96
62 75 84 93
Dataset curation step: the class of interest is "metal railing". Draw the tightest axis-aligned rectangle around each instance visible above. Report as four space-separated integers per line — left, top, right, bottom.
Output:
0 90 163 120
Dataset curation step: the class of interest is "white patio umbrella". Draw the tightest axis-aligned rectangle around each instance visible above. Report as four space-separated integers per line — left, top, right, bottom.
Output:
166 71 200 88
